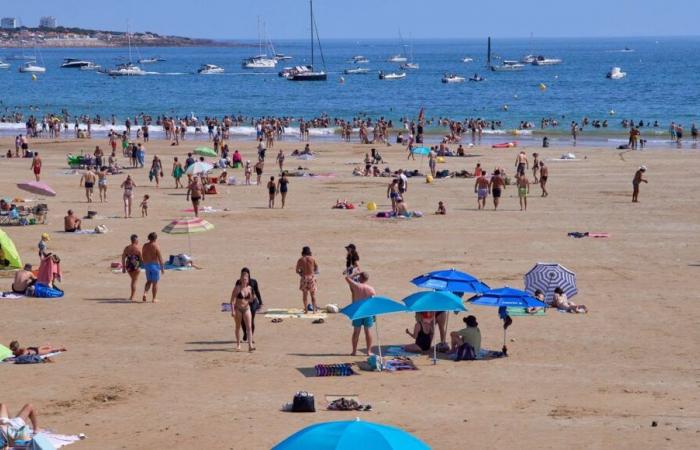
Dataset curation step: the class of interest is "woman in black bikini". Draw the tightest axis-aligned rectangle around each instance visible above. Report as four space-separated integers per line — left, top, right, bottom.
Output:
230 270 255 351
277 173 289 208
267 176 277 209
403 313 435 353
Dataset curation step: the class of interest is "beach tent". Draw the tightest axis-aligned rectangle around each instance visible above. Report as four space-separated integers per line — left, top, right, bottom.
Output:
0 229 22 269
0 344 12 361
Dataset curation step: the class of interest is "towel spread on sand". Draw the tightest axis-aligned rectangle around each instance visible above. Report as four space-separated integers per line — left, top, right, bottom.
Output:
505 307 546 317
1 292 25 299
39 431 83 448
112 264 193 274
385 346 421 357
263 308 328 320
1 351 64 364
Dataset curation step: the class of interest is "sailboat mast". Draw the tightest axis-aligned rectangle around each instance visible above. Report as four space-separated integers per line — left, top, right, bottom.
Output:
310 0 314 69
487 36 491 67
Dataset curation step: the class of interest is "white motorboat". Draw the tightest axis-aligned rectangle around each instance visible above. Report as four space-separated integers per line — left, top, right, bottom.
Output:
287 1 327 82
350 55 369 64
532 56 562 66
275 53 293 61
378 71 406 80
491 60 525 71
387 54 407 63
107 62 146 76
400 62 419 70
462 57 473 63
441 74 465 83
242 56 277 69
60 58 92 68
606 67 626 80
138 57 165 64
79 62 101 71
197 64 225 74
521 54 536 64
343 67 370 75
0 60 10 69
18 62 46 73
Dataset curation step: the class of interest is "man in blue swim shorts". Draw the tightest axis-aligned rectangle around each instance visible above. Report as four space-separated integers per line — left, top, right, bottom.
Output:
345 272 376 356
141 232 164 303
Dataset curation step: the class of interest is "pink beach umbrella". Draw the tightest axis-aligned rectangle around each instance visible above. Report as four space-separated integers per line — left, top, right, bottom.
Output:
17 181 57 197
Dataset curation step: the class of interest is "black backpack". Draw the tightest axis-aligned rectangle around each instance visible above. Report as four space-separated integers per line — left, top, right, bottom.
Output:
292 392 315 412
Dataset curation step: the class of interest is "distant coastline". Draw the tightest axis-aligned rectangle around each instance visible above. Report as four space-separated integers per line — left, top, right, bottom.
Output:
0 26 252 48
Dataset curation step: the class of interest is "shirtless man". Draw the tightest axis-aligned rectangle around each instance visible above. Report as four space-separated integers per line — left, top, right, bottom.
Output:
186 177 205 217
295 246 318 313
11 264 36 294
516 174 530 211
514 151 528 177
345 272 375 356
141 232 164 303
489 170 506 210
30 152 42 181
474 172 490 210
121 234 142 301
63 210 81 232
80 168 97 203
632 166 647 202
539 161 549 197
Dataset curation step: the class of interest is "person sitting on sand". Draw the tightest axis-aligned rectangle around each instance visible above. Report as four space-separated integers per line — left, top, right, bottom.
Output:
450 315 481 360
552 287 588 313
8 341 66 357
404 312 435 353
435 201 446 215
63 210 81 232
395 197 409 217
0 403 40 447
11 264 36 294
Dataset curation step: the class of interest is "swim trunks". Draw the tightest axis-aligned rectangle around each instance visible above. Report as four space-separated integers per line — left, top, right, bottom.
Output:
492 187 502 198
85 182 94 189
299 275 317 293
517 163 525 175
518 187 527 197
477 188 488 199
352 316 375 328
144 262 161 283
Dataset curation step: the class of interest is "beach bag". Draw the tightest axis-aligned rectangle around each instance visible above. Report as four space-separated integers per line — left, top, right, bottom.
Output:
31 433 57 450
15 354 43 364
291 392 315 412
94 225 108 234
32 283 64 298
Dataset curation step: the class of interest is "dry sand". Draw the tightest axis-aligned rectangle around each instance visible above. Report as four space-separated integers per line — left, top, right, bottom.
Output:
1 136 699 449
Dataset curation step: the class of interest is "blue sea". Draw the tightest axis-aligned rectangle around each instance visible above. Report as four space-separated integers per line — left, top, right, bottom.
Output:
1 37 699 145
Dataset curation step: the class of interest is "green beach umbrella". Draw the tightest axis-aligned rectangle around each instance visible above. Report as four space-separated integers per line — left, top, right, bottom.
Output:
194 147 217 157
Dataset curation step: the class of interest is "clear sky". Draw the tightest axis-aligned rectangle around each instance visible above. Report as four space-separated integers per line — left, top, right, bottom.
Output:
3 0 698 40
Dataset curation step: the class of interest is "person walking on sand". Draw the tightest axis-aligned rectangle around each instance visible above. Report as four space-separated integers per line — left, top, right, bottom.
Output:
516 174 530 211
276 149 285 173
632 166 648 202
345 272 376 356
428 147 437 178
172 157 184 189
278 172 289 208
237 267 262 344
150 155 163 188
80 168 97 203
141 232 164 303
186 176 205 217
97 166 108 202
120 175 136 218
267 176 277 208
489 169 506 210
474 172 490 210
539 161 549 197
230 269 256 352
515 151 528 177
255 159 264 186
387 178 400 214
121 234 142 301
296 246 319 313
532 153 540 183
30 152 42 181
244 160 252 185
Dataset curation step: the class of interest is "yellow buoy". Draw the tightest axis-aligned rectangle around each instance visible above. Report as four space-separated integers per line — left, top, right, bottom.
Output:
31 74 37 81
539 83 547 91
426 175 434 184
367 201 377 211
436 156 445 164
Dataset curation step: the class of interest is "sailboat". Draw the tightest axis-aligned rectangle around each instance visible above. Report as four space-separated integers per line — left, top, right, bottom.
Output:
242 18 278 69
18 42 46 73
387 30 408 63
106 25 145 76
487 37 524 72
400 35 419 70
288 0 327 81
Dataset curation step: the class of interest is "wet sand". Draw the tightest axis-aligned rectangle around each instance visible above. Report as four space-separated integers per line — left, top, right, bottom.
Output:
1 137 699 449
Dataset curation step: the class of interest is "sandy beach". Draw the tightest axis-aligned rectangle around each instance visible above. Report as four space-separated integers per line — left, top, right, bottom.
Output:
1 136 699 449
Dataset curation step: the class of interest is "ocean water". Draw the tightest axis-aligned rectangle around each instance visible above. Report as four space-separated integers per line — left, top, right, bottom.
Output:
1 36 699 144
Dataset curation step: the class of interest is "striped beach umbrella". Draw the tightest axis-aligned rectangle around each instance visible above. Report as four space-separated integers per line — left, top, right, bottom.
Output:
162 217 214 255
524 262 577 304
185 161 213 175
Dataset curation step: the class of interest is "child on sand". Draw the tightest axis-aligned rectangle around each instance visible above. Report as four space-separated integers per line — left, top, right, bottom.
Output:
435 201 446 215
140 195 150 217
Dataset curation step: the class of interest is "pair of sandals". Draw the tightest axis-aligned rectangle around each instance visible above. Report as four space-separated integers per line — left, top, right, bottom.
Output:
271 318 283 323
312 318 325 324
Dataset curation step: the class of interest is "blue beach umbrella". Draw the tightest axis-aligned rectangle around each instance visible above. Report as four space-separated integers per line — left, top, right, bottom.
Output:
401 290 466 364
340 296 407 362
524 262 577 305
272 419 431 450
468 287 547 352
411 269 490 295
410 146 430 155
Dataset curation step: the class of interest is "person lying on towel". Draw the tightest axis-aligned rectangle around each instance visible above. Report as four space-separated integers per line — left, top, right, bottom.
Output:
9 341 66 357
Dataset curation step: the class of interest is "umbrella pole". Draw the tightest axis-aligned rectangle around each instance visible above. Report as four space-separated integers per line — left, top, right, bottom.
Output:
375 319 383 371
187 232 192 256
432 315 437 365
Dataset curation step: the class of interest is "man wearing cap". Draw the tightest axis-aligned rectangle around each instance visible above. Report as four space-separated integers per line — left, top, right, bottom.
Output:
632 166 648 202
11 264 36 294
344 272 376 356
450 315 481 360
38 233 50 259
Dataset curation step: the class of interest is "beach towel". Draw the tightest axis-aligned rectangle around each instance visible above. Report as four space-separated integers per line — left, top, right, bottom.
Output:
314 363 355 377
384 346 421 357
1 351 64 365
476 349 507 360
35 431 83 448
505 307 546 317
163 263 193 271
383 357 418 371
1 292 25 299
66 229 97 235
263 308 328 320
182 206 221 213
